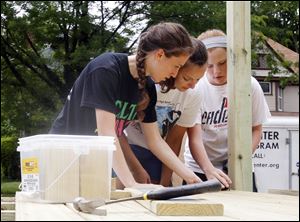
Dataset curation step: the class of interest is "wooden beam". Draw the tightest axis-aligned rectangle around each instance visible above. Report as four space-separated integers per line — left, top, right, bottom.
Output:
226 1 252 191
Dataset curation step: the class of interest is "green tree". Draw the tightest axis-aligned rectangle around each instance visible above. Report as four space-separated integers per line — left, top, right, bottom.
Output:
1 1 147 136
251 1 299 87
251 1 299 53
146 1 226 37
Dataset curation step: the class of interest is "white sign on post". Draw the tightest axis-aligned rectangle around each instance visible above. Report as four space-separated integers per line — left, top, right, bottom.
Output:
253 128 290 193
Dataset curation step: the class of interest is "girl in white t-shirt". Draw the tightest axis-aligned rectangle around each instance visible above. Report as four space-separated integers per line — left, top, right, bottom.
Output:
184 29 271 190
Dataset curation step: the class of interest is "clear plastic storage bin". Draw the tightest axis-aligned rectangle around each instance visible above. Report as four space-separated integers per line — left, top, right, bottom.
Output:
17 134 116 203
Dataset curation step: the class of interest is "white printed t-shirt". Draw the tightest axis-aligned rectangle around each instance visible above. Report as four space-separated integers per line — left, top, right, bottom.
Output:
125 83 202 149
184 73 271 173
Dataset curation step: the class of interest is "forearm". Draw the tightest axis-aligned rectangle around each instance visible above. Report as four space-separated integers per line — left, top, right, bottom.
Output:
187 126 213 173
160 125 186 186
152 141 189 178
187 127 232 187
95 109 136 188
160 139 182 186
189 140 214 174
111 138 137 187
252 125 263 154
142 122 200 184
118 133 145 173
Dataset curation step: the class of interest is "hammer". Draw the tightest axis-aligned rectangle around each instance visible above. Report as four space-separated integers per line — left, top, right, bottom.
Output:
73 178 222 215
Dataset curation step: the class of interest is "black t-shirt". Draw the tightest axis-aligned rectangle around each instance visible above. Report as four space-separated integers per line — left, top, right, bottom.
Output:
49 53 157 136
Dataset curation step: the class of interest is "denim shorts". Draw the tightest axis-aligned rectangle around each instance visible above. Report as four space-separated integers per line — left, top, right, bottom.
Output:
130 144 162 182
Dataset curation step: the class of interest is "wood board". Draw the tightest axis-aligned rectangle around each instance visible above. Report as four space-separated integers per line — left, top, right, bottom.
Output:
124 188 224 216
110 190 132 200
137 199 224 216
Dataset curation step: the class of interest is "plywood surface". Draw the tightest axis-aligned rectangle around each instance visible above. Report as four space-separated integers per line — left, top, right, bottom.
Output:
15 190 299 221
15 193 83 221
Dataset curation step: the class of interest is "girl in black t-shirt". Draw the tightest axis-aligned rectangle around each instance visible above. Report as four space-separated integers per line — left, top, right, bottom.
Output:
50 22 201 189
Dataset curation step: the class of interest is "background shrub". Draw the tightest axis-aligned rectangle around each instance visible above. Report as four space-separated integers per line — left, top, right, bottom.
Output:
1 136 20 180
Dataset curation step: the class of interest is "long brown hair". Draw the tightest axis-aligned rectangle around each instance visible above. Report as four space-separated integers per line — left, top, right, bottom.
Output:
135 22 193 120
159 37 208 93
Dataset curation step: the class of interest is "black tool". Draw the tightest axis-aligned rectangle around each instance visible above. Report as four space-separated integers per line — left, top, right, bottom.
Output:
73 178 222 214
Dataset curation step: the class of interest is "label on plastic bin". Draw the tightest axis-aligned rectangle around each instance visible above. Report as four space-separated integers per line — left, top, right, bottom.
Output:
22 158 39 192
22 158 39 174
22 174 39 192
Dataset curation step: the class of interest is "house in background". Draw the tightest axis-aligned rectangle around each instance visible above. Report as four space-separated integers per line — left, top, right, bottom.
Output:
251 34 299 116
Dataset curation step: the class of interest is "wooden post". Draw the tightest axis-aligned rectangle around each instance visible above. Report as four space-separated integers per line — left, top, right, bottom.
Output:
226 1 252 191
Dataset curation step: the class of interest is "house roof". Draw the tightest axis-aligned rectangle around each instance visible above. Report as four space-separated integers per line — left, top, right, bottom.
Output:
265 37 299 74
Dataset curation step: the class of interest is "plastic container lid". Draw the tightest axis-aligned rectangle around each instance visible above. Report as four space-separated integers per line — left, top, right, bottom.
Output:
17 134 116 152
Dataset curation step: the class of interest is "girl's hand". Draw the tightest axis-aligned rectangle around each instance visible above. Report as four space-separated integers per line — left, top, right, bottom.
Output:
184 170 202 184
132 168 151 184
205 168 232 189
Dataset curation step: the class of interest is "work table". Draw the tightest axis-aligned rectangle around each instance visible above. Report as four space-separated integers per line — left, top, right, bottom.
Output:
15 190 299 221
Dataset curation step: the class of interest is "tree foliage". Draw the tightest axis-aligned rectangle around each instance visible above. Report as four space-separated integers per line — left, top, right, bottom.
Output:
1 136 20 180
145 1 227 37
1 1 147 136
251 1 299 53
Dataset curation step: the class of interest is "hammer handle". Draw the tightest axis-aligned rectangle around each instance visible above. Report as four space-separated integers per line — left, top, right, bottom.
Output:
144 179 221 200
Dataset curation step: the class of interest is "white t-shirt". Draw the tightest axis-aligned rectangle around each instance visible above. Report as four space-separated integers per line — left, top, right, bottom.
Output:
125 84 202 149
184 74 271 173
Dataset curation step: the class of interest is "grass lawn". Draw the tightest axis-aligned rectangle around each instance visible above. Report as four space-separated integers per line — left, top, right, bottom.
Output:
1 180 21 197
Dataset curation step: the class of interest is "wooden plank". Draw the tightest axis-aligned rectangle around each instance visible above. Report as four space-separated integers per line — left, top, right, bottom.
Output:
111 177 117 191
15 192 84 221
110 190 132 200
268 189 299 196
1 202 15 210
1 210 15 221
1 197 15 202
137 199 224 216
125 187 224 216
226 1 252 191
65 200 159 221
198 190 299 220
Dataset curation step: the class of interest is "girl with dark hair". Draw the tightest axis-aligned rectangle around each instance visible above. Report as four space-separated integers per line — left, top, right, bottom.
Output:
119 38 209 186
49 22 201 188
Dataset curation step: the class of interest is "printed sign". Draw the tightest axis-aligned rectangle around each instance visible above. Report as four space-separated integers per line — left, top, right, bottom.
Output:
253 129 289 192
